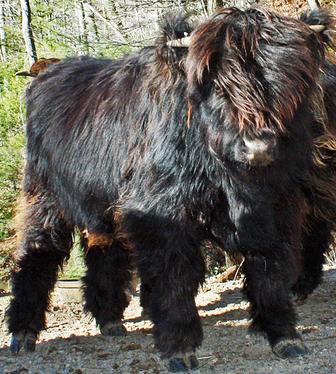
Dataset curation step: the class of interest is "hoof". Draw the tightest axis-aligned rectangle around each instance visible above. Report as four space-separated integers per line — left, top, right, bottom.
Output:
10 333 24 354
168 354 199 372
10 330 37 354
100 322 127 337
272 339 309 359
24 331 37 352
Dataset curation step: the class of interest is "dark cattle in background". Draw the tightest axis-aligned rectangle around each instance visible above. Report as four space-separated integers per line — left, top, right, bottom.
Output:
6 7 336 372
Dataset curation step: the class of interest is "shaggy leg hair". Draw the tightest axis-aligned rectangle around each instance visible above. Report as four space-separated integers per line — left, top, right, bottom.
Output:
293 216 333 301
122 210 206 359
243 254 298 342
242 252 309 358
6 192 73 353
82 240 134 336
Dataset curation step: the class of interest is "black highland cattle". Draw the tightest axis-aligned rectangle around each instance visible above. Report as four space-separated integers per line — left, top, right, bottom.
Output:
6 7 336 372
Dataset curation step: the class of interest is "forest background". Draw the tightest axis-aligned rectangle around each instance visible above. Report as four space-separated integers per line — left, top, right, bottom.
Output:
0 0 335 282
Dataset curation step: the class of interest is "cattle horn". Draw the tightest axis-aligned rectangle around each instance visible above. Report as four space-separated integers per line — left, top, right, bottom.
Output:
309 24 326 32
166 26 327 45
166 36 191 47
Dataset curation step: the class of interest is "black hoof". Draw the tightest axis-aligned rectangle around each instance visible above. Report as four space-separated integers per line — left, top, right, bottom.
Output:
10 330 37 354
272 339 309 359
189 355 199 370
10 334 23 354
100 322 127 337
24 331 37 352
168 354 199 372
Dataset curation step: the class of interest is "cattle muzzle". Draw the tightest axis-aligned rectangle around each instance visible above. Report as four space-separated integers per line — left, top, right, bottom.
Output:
242 136 278 167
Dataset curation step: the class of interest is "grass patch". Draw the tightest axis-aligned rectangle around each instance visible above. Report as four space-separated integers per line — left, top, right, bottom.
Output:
0 236 16 283
59 236 86 280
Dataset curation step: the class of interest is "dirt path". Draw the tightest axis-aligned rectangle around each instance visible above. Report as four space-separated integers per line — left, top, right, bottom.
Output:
1 268 335 374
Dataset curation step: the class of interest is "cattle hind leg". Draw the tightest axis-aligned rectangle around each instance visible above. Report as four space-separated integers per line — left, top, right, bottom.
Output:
292 215 333 302
139 282 152 318
243 252 308 359
82 239 135 336
122 210 205 372
6 192 73 353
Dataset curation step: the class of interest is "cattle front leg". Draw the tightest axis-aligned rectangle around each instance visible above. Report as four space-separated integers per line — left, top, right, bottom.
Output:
140 252 204 372
243 254 308 359
82 240 134 336
123 210 205 372
6 193 73 353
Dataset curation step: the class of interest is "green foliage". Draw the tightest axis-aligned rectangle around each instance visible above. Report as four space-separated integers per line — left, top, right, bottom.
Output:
98 44 132 59
0 133 24 238
0 62 26 135
0 237 16 283
59 236 86 280
0 60 26 240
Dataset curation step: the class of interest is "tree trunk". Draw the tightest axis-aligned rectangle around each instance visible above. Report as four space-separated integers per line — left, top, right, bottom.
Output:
0 0 7 61
88 7 99 44
20 0 37 64
77 1 89 54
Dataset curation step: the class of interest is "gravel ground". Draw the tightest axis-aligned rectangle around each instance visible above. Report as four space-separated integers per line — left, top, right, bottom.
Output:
0 268 335 374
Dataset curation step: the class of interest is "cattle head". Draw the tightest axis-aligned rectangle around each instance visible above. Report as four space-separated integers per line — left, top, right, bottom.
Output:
181 8 332 167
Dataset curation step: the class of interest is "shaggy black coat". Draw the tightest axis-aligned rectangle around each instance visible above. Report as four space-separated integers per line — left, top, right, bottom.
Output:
6 6 336 361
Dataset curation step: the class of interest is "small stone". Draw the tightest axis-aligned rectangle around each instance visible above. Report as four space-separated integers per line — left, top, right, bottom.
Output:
97 351 112 358
212 356 225 365
122 343 142 351
319 317 330 324
145 344 156 353
301 326 319 334
130 358 140 366
8 367 28 374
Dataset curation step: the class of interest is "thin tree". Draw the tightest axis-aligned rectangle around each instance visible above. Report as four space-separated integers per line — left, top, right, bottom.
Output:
77 1 89 54
20 0 37 65
0 0 7 61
